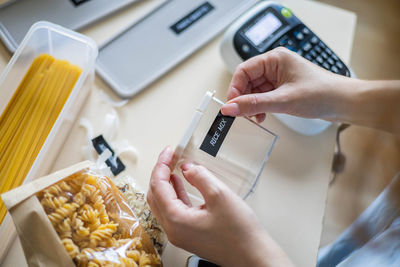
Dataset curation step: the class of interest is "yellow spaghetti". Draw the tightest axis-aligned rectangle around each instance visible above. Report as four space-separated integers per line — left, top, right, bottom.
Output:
0 54 82 223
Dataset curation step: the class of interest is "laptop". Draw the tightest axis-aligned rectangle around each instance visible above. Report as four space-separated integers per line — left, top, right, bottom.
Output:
0 0 143 52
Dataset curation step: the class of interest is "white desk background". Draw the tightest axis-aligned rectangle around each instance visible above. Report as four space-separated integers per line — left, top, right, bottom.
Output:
0 0 356 266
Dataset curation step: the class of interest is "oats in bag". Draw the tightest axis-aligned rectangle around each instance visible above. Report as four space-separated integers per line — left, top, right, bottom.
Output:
1 161 161 267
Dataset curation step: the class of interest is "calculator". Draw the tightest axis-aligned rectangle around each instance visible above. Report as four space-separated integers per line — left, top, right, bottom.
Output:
220 1 350 77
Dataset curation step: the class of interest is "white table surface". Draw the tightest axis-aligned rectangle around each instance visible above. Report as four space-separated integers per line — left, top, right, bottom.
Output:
0 0 356 266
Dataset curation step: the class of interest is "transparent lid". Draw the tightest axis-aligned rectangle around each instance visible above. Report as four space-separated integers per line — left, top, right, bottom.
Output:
173 91 278 204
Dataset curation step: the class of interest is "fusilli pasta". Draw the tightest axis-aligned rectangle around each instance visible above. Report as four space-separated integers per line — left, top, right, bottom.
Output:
37 171 161 267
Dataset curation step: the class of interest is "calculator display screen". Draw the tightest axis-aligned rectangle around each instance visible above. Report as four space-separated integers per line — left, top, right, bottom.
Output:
245 13 282 46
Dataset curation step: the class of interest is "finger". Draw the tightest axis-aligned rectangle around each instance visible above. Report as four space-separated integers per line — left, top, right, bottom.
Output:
146 189 164 224
250 76 268 90
227 47 288 101
253 82 275 94
181 163 225 204
149 146 178 207
171 174 192 207
221 91 285 117
255 113 266 123
227 86 242 101
230 55 267 95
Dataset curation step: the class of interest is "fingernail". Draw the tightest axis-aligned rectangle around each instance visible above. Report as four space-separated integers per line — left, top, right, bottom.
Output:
181 163 193 171
222 103 240 116
256 114 266 123
161 146 173 157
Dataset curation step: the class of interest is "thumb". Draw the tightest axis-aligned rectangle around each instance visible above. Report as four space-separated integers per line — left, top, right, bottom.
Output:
181 163 226 204
221 92 284 117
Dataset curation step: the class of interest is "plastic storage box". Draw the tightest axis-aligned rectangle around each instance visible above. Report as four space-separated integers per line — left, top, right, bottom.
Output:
173 91 278 205
0 21 98 261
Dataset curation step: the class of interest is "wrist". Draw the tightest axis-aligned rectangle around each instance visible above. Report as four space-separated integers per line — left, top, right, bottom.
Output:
328 78 400 133
323 76 365 123
238 231 294 267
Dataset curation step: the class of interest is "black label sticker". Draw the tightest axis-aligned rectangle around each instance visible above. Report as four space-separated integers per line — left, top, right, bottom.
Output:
92 135 126 176
170 2 214 35
70 0 90 6
199 111 235 157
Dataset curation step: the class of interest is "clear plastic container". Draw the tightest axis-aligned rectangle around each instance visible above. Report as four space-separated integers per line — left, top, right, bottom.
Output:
173 91 278 205
0 21 98 261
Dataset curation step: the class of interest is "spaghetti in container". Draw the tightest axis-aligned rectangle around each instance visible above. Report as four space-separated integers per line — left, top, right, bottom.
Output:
0 21 98 260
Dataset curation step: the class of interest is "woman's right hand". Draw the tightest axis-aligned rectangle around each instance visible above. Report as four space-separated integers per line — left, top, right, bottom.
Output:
221 47 353 123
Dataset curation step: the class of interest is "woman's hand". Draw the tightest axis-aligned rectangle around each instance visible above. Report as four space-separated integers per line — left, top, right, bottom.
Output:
147 147 293 267
221 47 352 123
221 47 400 133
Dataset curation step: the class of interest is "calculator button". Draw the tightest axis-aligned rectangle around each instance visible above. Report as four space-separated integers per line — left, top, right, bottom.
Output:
336 61 344 69
322 62 330 70
303 42 312 52
281 7 292 18
315 45 322 53
294 31 304 41
331 65 339 73
302 27 311 35
279 37 288 46
331 54 339 61
325 48 332 55
305 54 312 61
285 45 296 51
316 56 323 64
312 59 319 65
327 57 335 65
311 36 319 44
287 39 295 46
310 50 317 58
242 44 250 53
321 52 328 60
297 50 304 56
319 41 326 49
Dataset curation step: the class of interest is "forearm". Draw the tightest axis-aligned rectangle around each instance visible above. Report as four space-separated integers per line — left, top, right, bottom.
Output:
330 78 400 134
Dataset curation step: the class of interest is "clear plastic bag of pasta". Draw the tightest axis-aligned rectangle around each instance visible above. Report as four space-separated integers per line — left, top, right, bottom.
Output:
1 161 162 267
